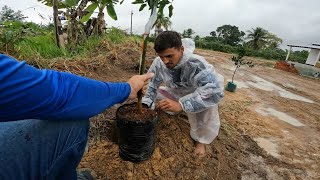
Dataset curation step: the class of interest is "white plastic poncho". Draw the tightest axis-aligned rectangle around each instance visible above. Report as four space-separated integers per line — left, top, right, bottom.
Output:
142 39 224 144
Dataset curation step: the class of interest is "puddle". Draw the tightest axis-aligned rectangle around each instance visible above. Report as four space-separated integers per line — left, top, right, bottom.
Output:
248 75 314 103
254 137 279 157
278 91 314 103
255 107 305 127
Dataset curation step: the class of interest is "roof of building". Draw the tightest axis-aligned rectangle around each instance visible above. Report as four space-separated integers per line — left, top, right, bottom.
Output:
287 44 320 50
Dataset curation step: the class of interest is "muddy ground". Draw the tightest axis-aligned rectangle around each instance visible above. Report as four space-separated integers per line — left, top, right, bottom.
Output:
76 49 319 180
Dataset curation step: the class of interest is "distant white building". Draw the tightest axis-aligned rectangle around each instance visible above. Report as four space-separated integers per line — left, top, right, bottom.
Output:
286 43 320 66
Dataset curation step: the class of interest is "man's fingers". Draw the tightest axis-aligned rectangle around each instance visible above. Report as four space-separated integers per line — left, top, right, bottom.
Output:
157 99 170 110
144 81 149 85
157 99 167 106
161 104 171 111
142 86 147 94
142 73 154 81
157 100 164 109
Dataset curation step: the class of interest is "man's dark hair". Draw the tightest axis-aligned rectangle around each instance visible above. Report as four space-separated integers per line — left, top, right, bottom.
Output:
154 31 182 53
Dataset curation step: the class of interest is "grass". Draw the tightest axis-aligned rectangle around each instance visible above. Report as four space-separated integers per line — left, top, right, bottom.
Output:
16 33 66 59
14 27 136 61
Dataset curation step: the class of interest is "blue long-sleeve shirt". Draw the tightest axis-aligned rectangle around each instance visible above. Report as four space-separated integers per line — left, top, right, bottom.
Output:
0 54 131 122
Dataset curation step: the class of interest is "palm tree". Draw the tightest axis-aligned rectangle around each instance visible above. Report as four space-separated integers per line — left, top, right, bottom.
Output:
246 27 268 50
266 32 283 49
153 14 172 36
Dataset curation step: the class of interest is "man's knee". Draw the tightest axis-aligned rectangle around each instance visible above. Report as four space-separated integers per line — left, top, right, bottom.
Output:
0 119 89 179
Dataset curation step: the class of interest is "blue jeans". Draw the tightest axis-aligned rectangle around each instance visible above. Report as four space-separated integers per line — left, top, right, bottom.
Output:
0 119 89 180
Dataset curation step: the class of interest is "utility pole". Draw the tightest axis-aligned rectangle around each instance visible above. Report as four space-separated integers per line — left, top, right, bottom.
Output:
130 10 133 35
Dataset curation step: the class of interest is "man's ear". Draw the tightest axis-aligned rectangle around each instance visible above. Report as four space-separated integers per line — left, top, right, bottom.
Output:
180 46 184 52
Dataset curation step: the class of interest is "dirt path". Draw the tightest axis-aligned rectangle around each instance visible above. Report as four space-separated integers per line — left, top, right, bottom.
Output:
79 49 320 179
197 49 320 179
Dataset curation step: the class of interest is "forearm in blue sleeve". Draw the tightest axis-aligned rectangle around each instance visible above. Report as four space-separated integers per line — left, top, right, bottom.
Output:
0 54 131 121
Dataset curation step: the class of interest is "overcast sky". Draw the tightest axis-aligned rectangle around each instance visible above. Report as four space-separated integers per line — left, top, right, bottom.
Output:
1 0 320 49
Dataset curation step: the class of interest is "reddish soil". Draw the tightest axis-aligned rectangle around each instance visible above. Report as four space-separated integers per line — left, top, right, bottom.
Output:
274 61 299 74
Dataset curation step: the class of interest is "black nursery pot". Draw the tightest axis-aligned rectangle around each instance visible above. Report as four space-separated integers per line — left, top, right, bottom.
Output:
116 103 158 162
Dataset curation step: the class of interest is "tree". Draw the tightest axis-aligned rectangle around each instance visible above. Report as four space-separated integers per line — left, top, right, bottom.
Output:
132 0 174 112
38 0 174 48
231 47 253 82
265 32 282 49
246 27 268 50
181 28 195 38
0 5 26 22
209 31 216 37
38 0 119 48
194 35 200 41
215 24 245 46
196 37 207 48
225 46 254 92
152 13 172 36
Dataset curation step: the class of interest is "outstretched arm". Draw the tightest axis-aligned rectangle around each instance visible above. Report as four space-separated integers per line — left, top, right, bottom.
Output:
0 54 153 122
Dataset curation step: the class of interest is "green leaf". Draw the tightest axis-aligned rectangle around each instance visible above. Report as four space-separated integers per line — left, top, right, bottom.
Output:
132 0 144 4
168 4 173 17
80 11 94 23
158 2 165 15
147 0 154 8
102 0 113 3
63 0 81 7
120 0 125 4
85 2 98 12
106 4 118 20
4 21 11 27
139 4 147 11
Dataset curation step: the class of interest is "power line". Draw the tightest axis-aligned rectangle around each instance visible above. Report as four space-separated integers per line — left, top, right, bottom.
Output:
21 5 40 12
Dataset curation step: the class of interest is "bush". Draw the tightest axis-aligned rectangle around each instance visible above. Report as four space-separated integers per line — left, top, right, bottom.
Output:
195 40 237 53
195 39 308 62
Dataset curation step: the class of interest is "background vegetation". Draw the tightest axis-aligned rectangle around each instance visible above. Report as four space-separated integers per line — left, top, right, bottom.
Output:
0 4 308 64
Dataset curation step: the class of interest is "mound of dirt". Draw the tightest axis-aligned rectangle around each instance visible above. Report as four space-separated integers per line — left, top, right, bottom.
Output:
274 61 299 74
80 110 251 179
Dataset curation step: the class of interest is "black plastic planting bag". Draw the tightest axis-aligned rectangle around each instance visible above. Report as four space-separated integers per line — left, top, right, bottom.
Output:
116 103 158 162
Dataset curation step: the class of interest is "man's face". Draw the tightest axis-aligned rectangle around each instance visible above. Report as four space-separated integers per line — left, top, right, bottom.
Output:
157 46 184 69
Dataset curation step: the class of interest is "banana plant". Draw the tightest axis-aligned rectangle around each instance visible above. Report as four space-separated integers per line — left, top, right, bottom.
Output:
38 0 120 47
80 0 119 23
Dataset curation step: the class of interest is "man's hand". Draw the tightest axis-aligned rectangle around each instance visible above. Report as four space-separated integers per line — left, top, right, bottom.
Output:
127 73 154 100
142 82 149 94
156 98 182 113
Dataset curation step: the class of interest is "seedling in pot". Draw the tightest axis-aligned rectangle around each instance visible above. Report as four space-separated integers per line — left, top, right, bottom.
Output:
136 0 174 113
226 47 254 92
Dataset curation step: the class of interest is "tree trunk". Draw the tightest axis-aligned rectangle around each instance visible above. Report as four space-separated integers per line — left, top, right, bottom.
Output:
53 0 65 50
94 5 106 35
71 0 89 19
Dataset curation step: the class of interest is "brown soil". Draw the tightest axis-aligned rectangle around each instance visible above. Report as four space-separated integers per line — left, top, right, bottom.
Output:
117 103 157 121
41 46 319 179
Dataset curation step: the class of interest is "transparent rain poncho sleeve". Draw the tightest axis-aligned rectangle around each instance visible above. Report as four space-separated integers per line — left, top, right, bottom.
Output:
178 56 224 113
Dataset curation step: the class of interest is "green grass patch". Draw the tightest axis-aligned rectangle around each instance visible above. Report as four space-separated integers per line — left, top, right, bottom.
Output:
17 33 66 59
